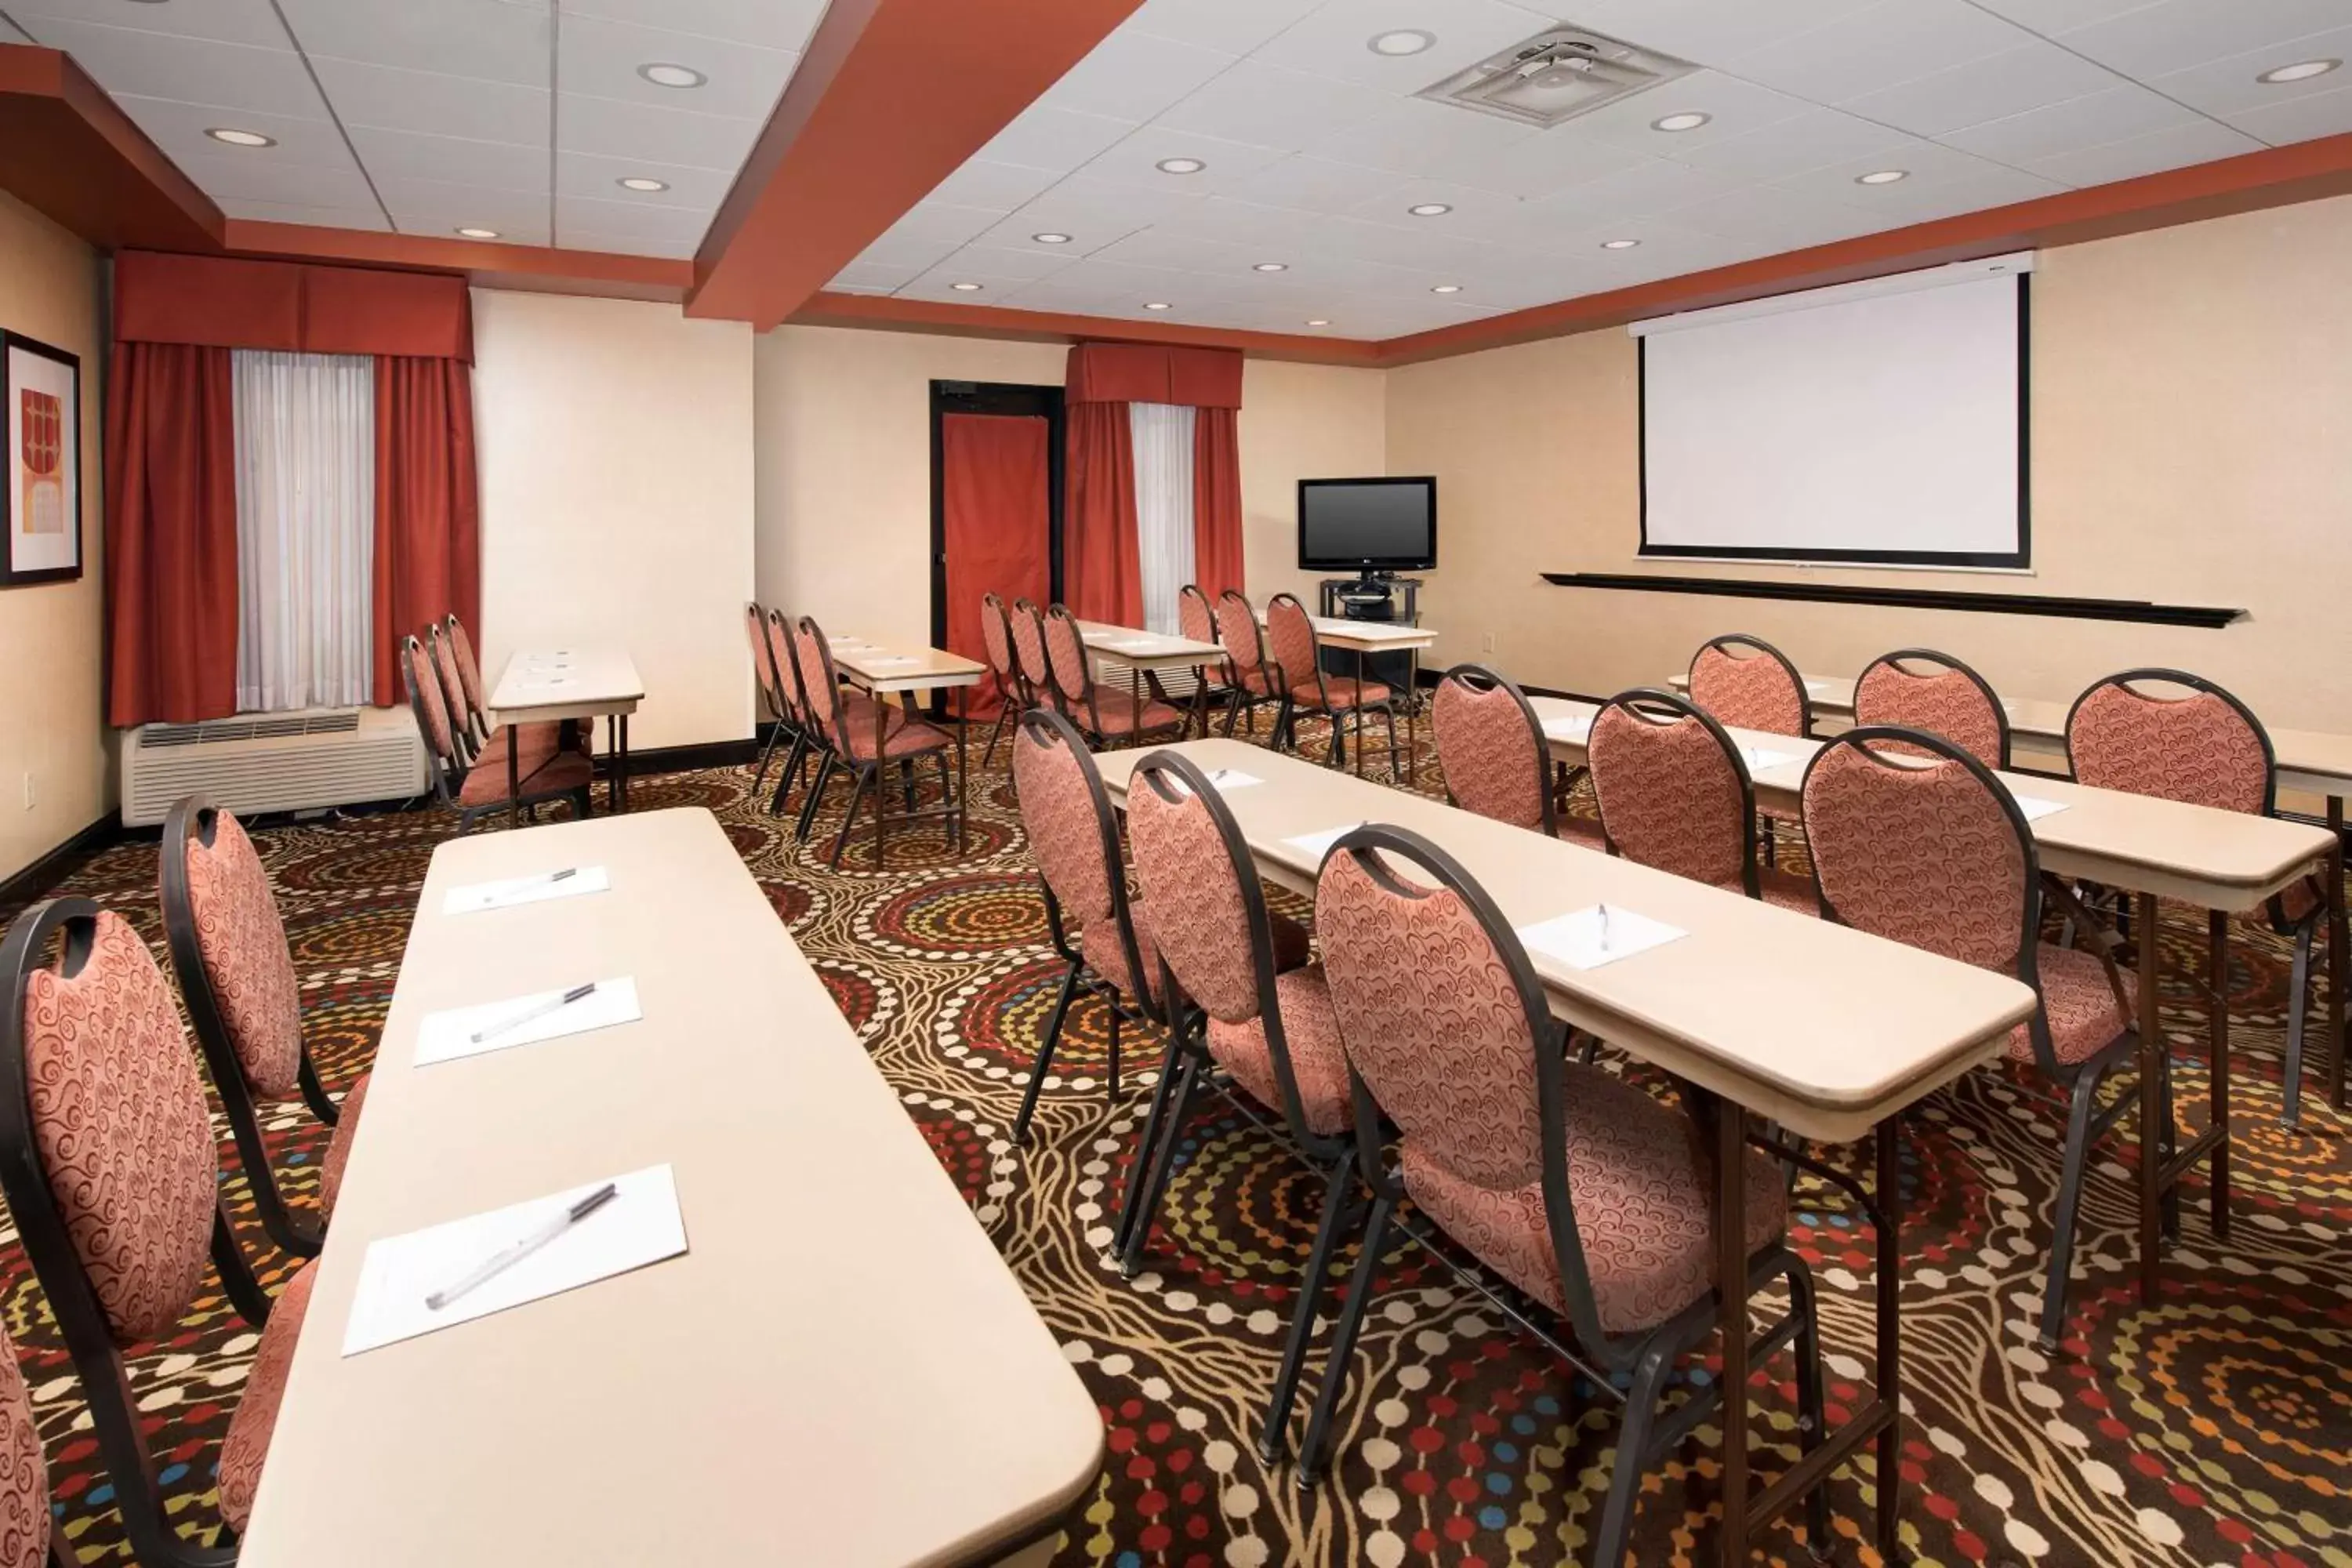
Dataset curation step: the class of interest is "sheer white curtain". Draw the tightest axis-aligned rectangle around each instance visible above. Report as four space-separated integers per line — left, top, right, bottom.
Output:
1128 401 1196 636
232 350 376 712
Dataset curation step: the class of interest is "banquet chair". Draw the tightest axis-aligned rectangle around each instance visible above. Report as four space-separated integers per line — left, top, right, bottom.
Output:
0 1318 69 1568
1689 632 1811 862
1265 593 1399 779
1176 583 1232 739
438 613 586 768
403 634 593 832
1298 823 1826 1566
1009 598 1058 720
2067 669 2332 1126
747 601 800 797
160 796 371 1262
1212 590 1281 739
1586 689 1815 912
762 607 820 818
1802 726 2146 1350
791 616 958 869
980 591 1025 765
1044 604 1187 750
1853 648 2011 768
0 899 318 1567
1431 662 1602 849
1115 752 1329 1463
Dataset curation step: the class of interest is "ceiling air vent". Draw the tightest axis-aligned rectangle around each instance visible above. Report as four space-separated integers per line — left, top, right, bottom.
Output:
1417 25 1697 129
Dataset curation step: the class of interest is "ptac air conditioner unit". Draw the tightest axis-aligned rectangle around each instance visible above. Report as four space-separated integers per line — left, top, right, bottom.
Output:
119 706 426 828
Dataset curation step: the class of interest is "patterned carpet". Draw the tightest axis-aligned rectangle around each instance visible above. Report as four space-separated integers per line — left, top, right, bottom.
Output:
2 722 2346 1567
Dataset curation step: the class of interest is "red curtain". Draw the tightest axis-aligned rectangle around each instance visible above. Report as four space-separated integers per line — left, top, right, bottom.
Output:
372 357 481 707
1063 401 1144 626
1192 407 1244 601
104 343 238 727
941 414 1051 718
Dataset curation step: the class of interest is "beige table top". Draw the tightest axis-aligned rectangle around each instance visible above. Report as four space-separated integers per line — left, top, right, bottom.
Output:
1076 619 1225 671
832 637 989 695
1094 739 2034 1143
1256 610 1437 653
1531 695 2331 912
238 808 1102 1568
1666 670 2352 798
488 646 643 724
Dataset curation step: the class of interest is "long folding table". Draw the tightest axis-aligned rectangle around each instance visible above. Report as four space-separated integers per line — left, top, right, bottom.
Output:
827 638 988 862
489 645 643 815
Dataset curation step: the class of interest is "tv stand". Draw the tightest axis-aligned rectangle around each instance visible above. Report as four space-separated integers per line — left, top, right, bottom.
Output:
1316 577 1423 700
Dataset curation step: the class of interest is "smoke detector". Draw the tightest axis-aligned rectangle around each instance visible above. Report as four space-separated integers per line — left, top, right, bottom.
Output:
1417 25 1696 129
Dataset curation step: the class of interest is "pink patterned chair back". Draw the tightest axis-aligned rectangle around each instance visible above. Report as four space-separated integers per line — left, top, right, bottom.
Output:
980 592 1015 681
1264 594 1323 696
179 807 303 1098
1043 605 1094 705
1009 600 1053 688
2067 670 2271 816
1011 711 1117 931
0 1323 47 1568
403 635 459 768
10 908 217 1345
1853 650 2008 768
746 603 784 713
445 615 487 715
1801 730 2030 971
764 610 803 724
1588 693 1749 887
1432 665 1550 833
427 624 475 739
1178 585 1218 648
1315 835 1547 1193
1126 760 1265 1025
1688 635 1808 738
790 619 848 742
1214 591 1265 677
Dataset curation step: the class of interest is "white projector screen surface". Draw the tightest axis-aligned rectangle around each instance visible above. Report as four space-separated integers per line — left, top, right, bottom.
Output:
1639 272 2027 567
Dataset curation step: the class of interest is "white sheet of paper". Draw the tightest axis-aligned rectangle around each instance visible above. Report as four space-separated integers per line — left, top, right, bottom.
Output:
1542 717 1591 742
1741 746 1798 771
412 977 641 1067
1517 906 1688 971
863 655 917 666
1104 639 1165 653
829 638 869 650
519 677 573 691
1171 768 1262 796
2013 794 2070 822
341 1165 687 1356
441 865 611 916
1285 822 1367 862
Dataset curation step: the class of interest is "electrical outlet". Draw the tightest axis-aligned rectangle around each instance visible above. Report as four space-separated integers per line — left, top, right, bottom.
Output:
1482 631 1497 654
20 772 32 811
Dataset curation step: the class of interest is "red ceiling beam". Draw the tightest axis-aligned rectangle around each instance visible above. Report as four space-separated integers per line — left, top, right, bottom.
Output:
222 222 693 301
688 0 1144 330
0 45 220 251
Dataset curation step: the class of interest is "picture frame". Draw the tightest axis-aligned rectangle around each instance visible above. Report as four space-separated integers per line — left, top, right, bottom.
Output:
2 332 82 586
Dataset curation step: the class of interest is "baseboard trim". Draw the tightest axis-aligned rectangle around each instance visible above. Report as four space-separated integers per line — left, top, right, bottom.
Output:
0 814 122 913
604 736 760 778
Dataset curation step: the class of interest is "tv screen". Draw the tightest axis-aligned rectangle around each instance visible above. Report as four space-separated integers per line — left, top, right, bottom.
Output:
1298 477 1436 572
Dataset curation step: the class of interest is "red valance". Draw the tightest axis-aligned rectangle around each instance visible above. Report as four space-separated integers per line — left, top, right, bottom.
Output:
1065 342 1242 408
114 251 474 362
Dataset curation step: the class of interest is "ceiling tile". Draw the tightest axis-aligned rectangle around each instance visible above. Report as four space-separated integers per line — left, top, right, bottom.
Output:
558 0 827 52
1117 0 1325 56
348 125 546 191
16 20 327 116
1247 0 1561 95
1965 0 2155 32
5 0 286 49
1078 125 1290 194
1038 28 1236 123
877 201 1004 249
309 57 550 143
277 0 550 87
1222 155 1409 216
2052 0 2350 78
1812 162 2070 223
215 197 393 230
1769 138 2038 203
975 106 1138 175
1152 59 1398 149
1937 82 2198 165
1455 125 1656 200
555 13 793 120
1154 195 1341 251
829 261 923 294
393 212 552 246
2016 116 2270 185
2143 24 2352 120
1671 106 1912 181
1548 70 1813 156
376 178 550 230
1345 176 1530 234
2221 80 2352 146
913 244 1085 283
1550 0 1884 68
1837 40 2122 137
554 93 760 169
173 147 379 206
1644 183 1882 247
1304 96 1541 179
1084 229 1269 272
108 94 354 170
554 148 733 207
1523 154 1740 226
850 230 961 274
1296 217 1508 274
922 158 1069 214
554 194 708 245
979 175 1208 253
1719 0 2033 103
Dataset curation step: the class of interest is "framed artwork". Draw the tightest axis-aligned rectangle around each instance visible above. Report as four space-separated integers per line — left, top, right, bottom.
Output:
2 332 82 586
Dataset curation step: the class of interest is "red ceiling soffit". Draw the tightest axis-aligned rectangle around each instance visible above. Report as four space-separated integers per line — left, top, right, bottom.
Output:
221 223 694 301
789 291 1388 367
688 0 1145 331
0 45 220 251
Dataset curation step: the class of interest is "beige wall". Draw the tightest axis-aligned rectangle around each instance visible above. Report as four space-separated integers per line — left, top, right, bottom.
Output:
752 325 1385 642
0 191 108 882
473 289 756 750
1387 193 2352 739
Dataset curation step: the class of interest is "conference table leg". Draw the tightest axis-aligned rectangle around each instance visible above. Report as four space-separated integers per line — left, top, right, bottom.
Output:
2328 800 2347 1111
505 724 521 825
955 681 968 851
2135 890 2165 1304
1354 648 1369 779
1711 1094 1750 1568
2208 909 2231 1241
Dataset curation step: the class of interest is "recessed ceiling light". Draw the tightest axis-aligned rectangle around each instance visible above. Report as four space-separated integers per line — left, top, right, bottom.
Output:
1651 111 1711 132
949 281 983 292
1253 261 1288 272
1155 157 1206 175
1407 202 1452 216
1855 169 1909 185
638 62 706 89
456 227 500 239
1430 284 1461 294
615 176 669 193
1143 301 1173 310
1369 29 1435 56
2259 58 2339 84
205 127 275 147
1305 318 1330 327
1600 238 1641 249
1032 231 1073 244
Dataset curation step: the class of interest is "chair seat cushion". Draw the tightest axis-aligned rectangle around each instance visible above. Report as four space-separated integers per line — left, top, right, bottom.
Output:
456 748 593 806
317 1073 370 1217
217 1261 317 1530
1207 964 1352 1134
1236 667 1276 695
1305 677 1390 711
2274 875 2325 927
840 717 953 762
2013 943 2135 1065
473 723 564 775
1086 691 1188 738
1403 1067 1784 1335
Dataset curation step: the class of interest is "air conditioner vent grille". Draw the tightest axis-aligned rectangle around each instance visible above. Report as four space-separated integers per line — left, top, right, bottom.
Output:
1418 25 1697 129
142 710 363 747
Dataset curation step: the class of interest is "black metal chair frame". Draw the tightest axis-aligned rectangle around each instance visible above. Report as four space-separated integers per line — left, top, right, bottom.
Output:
793 616 960 870
158 796 343 1262
759 607 829 831
1044 604 1188 752
1007 710 1163 1145
1292 823 1830 1567
1112 751 1359 1468
1801 726 2151 1351
1264 593 1401 780
1433 662 1565 838
980 591 1027 767
747 601 802 800
1854 647 2013 770
1212 590 1281 741
0 898 281 1568
401 634 591 833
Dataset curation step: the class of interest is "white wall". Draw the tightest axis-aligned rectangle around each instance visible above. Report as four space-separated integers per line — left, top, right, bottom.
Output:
473 289 756 750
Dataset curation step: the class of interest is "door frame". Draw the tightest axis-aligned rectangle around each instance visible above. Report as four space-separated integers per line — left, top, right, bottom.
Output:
928 381 1066 673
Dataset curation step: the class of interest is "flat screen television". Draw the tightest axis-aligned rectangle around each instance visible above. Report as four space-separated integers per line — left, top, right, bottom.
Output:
1298 477 1436 575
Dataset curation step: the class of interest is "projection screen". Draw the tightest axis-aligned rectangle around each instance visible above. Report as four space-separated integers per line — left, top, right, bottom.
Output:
1635 254 2032 568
